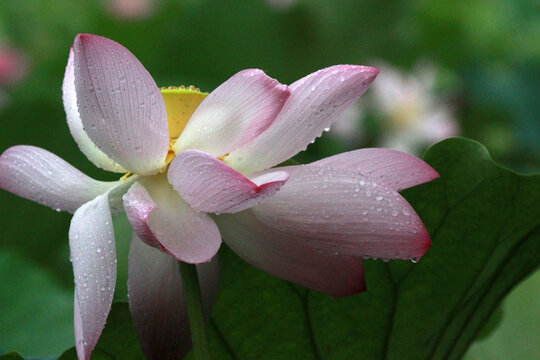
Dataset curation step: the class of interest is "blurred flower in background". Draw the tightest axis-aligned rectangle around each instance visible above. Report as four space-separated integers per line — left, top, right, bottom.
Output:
327 102 365 145
0 42 29 109
103 0 157 20
330 61 459 155
0 45 28 87
265 0 298 11
371 62 459 154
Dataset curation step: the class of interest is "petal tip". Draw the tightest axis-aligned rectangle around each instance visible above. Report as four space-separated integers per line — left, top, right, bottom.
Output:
75 33 101 43
415 226 433 260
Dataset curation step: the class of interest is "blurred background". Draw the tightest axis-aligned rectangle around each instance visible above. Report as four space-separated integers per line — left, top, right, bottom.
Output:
0 0 538 358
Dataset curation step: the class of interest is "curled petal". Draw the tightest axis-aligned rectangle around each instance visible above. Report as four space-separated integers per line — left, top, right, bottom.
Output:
168 150 289 213
252 165 432 261
215 210 366 296
226 65 379 173
63 48 126 173
73 34 169 175
128 234 219 360
69 192 116 360
0 145 120 213
311 148 439 191
122 176 221 263
175 69 290 157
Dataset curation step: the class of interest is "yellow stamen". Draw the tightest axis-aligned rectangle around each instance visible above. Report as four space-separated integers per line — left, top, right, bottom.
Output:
120 171 133 181
165 150 176 165
217 153 229 161
161 86 208 139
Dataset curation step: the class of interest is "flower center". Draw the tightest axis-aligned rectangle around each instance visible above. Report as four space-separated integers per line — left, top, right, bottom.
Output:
161 85 208 165
390 100 423 129
120 85 208 180
161 85 208 139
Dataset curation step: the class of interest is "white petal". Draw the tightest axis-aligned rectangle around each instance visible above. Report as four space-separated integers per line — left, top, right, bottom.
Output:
215 210 366 296
128 234 220 360
252 165 432 261
0 145 120 213
311 148 439 191
73 34 169 175
122 176 222 263
225 65 379 173
175 69 289 157
168 150 289 213
63 48 126 173
69 192 116 360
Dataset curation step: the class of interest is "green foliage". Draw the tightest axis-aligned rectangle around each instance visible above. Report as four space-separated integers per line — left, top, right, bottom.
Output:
0 251 73 357
58 303 144 360
0 352 24 360
464 269 540 359
190 138 540 359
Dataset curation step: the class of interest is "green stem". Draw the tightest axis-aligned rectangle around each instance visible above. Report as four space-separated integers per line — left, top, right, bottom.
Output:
179 261 211 360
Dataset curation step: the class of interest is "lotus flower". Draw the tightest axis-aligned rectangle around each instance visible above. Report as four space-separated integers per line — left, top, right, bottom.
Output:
330 61 459 154
370 62 458 153
0 44 29 88
0 34 438 360
103 0 157 21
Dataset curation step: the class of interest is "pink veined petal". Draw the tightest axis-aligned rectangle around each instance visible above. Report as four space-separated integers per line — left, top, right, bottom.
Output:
311 148 439 191
214 210 366 296
0 145 120 213
69 192 116 360
174 69 290 157
251 165 432 261
73 34 169 175
128 234 219 360
225 65 379 173
122 176 222 263
63 48 126 173
168 150 289 214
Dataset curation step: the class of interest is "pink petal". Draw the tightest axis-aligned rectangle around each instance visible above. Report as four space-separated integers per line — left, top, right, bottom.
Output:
311 148 439 191
168 150 289 213
63 48 126 173
128 234 219 360
174 69 290 157
0 145 120 213
215 210 366 296
73 34 169 175
122 176 222 263
225 65 379 173
252 165 432 261
69 192 116 360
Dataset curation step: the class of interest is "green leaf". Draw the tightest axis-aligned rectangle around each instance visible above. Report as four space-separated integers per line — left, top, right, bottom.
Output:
0 251 73 357
58 303 144 360
0 352 24 360
195 137 540 359
464 269 540 359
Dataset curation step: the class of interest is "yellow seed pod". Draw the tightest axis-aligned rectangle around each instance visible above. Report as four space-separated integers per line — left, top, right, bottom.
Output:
161 86 208 139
